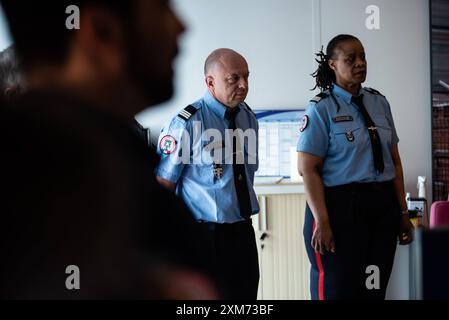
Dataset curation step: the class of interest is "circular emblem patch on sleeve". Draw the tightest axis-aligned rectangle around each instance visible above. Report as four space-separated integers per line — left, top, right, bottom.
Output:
300 115 309 132
159 135 177 155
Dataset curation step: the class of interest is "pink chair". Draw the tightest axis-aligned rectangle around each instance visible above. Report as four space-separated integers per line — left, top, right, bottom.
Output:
430 195 449 228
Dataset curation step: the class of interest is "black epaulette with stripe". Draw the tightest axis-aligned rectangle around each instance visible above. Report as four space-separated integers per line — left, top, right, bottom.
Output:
365 87 384 96
177 105 198 121
310 92 329 104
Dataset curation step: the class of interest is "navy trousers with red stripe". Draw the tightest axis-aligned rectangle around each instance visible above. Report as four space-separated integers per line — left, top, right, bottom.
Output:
303 181 401 300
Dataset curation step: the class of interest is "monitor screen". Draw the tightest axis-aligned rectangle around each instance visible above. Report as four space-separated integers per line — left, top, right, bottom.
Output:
254 109 305 178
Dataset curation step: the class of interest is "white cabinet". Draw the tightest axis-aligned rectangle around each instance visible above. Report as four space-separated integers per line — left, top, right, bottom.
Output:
253 182 310 300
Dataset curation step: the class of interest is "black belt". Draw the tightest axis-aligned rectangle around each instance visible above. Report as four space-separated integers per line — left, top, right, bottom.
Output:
325 180 394 193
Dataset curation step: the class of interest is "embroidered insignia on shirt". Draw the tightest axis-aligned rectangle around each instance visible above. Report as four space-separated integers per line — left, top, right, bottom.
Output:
159 135 177 155
213 163 224 180
332 116 354 123
300 115 309 132
345 131 355 142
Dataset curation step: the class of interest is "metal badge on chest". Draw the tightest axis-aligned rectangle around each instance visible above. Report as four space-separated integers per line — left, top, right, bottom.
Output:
213 163 224 180
345 131 355 142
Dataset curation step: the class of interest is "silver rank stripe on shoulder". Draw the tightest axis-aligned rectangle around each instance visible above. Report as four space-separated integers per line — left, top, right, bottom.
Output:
311 96 322 103
179 109 192 120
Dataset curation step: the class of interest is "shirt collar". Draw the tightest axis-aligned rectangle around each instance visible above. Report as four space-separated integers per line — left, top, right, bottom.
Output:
332 83 363 104
203 90 243 119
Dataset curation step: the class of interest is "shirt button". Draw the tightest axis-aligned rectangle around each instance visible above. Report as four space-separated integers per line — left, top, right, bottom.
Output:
238 174 243 181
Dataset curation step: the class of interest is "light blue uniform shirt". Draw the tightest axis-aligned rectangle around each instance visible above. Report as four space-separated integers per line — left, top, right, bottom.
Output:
297 84 399 187
157 91 260 223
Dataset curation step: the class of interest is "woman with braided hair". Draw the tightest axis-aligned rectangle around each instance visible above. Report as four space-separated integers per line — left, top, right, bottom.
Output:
297 34 414 300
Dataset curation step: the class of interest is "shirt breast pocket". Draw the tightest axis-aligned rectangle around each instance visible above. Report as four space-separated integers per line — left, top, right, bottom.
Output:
194 164 215 185
332 123 362 150
373 117 392 147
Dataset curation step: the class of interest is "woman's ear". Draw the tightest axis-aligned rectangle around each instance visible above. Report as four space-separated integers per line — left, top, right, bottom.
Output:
328 59 336 71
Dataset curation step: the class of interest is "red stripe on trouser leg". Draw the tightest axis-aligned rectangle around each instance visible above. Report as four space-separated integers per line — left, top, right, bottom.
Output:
312 221 325 300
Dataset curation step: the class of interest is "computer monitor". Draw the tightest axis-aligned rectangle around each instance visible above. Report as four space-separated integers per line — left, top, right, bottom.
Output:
254 109 305 178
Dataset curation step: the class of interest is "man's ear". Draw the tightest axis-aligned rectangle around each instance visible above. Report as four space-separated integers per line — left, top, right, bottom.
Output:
4 87 13 97
4 86 21 99
205 75 214 90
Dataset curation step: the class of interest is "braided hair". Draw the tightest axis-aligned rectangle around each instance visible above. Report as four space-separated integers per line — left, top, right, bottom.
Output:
312 34 360 92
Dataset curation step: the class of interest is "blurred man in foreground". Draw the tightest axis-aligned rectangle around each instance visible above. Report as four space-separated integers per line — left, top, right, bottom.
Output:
0 0 215 299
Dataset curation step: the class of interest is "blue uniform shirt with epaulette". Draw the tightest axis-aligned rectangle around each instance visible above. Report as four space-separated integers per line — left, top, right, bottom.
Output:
297 83 399 187
157 91 260 223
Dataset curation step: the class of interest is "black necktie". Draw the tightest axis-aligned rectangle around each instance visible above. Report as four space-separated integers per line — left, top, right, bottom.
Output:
351 95 385 173
225 108 252 220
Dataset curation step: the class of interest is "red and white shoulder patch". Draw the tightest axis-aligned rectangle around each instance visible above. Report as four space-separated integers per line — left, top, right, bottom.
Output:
300 115 309 132
159 135 177 155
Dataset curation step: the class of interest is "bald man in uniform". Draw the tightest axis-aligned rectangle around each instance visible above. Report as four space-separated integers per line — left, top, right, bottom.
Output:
157 48 260 300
